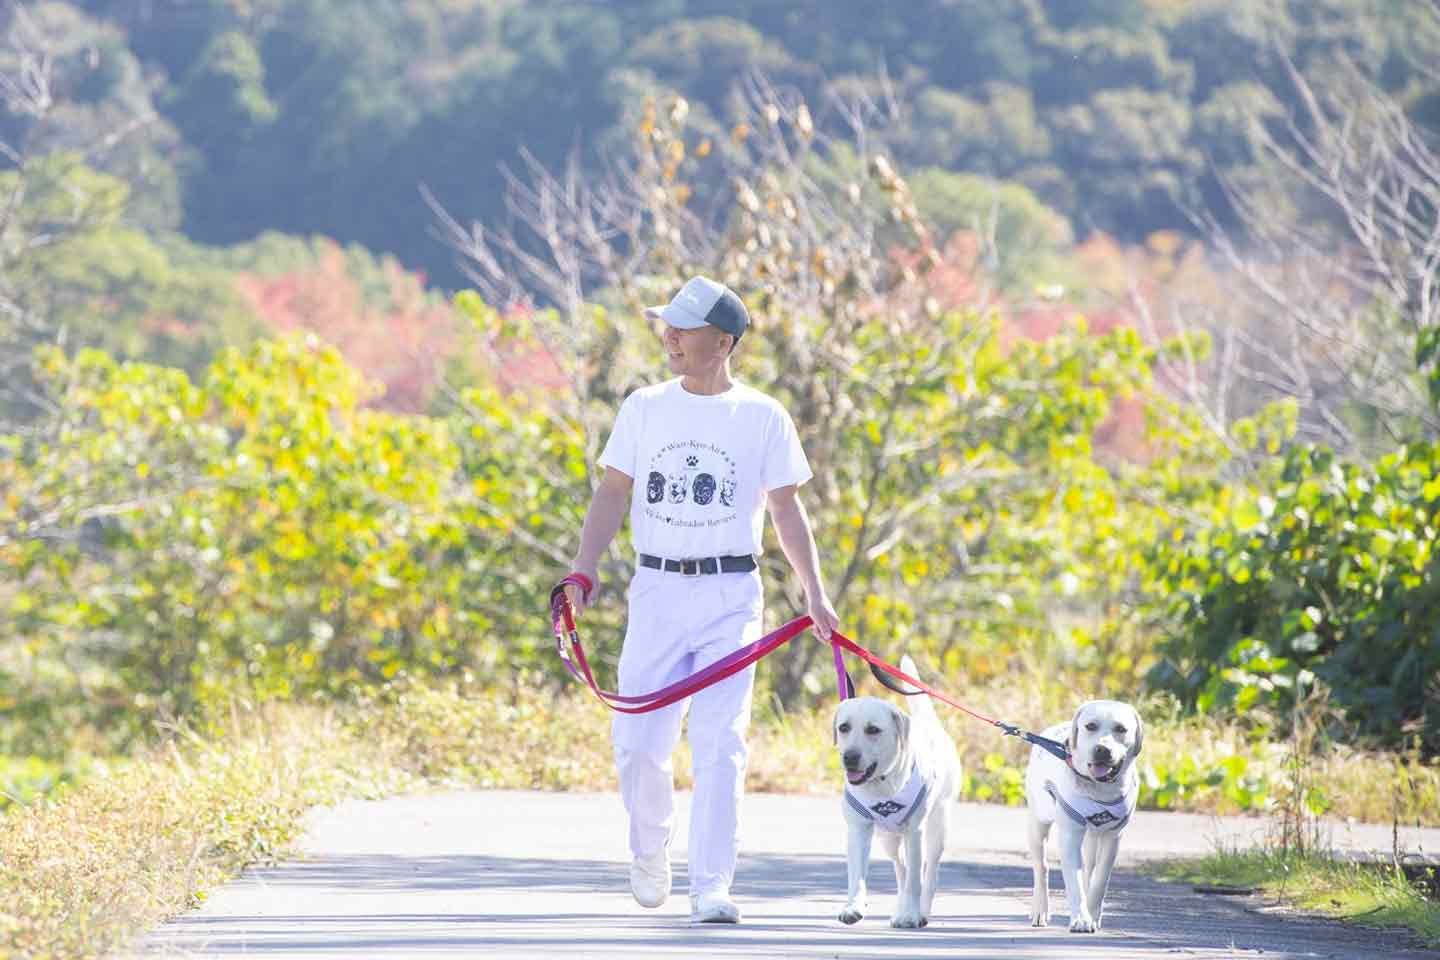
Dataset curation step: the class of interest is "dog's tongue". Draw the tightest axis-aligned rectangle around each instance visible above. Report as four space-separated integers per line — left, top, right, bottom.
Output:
846 769 868 784
1089 762 1117 780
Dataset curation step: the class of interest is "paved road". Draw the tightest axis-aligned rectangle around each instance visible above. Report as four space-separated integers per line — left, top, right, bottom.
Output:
142 790 1440 959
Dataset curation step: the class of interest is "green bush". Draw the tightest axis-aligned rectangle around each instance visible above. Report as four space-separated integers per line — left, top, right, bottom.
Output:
1146 442 1440 752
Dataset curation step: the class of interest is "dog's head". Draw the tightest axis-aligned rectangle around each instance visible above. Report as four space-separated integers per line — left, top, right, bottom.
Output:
1067 700 1143 784
832 696 910 788
667 474 687 502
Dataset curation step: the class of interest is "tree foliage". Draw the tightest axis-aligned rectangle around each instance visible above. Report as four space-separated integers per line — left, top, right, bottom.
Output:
40 0 1439 287
2 338 466 751
2 0 1438 768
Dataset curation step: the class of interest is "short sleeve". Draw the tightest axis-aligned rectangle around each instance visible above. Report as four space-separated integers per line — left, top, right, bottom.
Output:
761 405 813 491
598 392 640 479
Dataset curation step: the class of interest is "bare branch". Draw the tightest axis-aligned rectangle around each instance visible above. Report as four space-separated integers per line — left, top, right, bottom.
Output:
1182 50 1440 452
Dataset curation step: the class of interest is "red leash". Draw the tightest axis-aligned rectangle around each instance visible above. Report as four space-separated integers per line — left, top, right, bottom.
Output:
548 573 1072 762
549 574 817 713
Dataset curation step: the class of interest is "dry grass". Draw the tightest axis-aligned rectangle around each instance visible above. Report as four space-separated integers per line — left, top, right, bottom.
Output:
0 707 418 960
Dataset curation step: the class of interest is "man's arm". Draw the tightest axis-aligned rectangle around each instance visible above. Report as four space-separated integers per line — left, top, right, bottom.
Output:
564 466 633 612
767 483 840 640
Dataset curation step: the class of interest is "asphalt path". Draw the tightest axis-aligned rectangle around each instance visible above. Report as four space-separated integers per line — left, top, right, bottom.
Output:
141 790 1440 959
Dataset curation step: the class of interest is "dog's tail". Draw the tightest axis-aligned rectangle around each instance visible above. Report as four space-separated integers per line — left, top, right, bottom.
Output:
898 655 937 719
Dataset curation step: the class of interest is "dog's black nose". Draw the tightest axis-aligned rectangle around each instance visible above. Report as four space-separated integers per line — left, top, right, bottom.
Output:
1093 745 1115 764
842 749 861 770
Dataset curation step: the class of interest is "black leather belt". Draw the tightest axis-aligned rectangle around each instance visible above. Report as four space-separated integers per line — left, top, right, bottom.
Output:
638 553 757 576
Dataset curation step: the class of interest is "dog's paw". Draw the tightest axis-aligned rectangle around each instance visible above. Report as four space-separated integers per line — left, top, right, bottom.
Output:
838 907 864 925
890 909 925 929
1029 907 1049 927
1068 913 1097 934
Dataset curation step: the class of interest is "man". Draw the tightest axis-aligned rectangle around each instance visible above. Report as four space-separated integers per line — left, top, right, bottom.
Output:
562 275 840 924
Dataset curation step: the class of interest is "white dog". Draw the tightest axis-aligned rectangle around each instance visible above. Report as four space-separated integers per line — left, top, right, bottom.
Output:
833 656 962 929
1024 699 1143 933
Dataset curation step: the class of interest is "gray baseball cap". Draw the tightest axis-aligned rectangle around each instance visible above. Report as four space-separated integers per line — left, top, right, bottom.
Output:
644 276 749 339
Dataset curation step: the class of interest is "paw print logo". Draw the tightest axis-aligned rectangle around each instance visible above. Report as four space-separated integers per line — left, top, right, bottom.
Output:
685 455 699 468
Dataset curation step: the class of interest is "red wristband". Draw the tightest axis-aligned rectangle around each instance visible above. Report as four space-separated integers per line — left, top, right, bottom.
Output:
563 571 594 603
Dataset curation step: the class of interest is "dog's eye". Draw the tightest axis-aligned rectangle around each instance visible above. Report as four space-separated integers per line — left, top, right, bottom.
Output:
864 725 881 736
1085 721 1100 732
837 722 850 734
1113 724 1127 736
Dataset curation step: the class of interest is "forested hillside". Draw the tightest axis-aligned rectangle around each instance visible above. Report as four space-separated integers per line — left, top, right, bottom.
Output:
23 0 1440 287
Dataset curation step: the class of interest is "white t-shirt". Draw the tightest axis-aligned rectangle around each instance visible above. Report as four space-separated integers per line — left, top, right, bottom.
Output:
598 378 812 558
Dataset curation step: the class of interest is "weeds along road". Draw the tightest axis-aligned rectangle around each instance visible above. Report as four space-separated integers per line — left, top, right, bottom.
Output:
141 790 1440 959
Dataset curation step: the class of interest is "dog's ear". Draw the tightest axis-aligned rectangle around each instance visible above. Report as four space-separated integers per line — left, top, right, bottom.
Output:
1129 709 1144 759
890 702 911 748
1068 702 1089 754
831 707 840 746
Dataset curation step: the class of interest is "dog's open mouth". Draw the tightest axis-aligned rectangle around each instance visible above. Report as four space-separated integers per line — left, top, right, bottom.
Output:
1088 761 1120 782
846 762 878 786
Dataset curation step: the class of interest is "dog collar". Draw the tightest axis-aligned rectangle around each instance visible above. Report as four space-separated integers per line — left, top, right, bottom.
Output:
845 763 930 831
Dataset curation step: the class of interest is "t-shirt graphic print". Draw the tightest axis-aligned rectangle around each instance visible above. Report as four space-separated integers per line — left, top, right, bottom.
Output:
645 441 736 521
600 378 812 559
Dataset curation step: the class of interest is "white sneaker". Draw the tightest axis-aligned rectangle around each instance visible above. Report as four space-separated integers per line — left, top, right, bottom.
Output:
629 849 670 908
690 890 741 924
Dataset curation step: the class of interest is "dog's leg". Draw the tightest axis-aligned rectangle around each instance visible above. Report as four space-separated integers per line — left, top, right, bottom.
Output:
1027 817 1051 927
891 826 926 928
839 820 874 924
1084 833 1121 931
1058 821 1097 933
919 802 949 921
1081 828 1098 900
881 831 904 903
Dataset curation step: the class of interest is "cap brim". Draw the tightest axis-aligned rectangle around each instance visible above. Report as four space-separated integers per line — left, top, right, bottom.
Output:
645 304 709 329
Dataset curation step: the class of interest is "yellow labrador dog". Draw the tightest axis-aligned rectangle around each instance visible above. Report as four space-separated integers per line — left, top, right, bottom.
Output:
833 656 961 929
1024 699 1143 933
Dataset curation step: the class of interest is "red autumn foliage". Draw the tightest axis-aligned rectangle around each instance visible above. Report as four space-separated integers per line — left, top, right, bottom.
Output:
235 244 575 411
233 242 458 413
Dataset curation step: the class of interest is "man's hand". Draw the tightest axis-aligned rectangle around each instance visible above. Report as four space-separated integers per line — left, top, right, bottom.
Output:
807 588 840 641
564 567 598 615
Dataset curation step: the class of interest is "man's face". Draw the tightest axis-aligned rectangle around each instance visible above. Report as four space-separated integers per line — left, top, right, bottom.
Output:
662 322 733 375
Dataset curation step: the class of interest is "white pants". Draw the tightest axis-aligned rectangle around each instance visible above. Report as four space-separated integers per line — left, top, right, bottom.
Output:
612 565 764 898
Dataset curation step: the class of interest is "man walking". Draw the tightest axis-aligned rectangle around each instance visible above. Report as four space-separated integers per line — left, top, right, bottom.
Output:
562 275 840 924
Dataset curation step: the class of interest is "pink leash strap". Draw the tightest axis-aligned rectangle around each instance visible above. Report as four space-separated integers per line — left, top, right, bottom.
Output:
550 575 818 713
